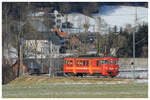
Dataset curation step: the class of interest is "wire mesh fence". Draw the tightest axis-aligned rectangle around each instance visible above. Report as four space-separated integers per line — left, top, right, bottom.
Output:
22 57 64 77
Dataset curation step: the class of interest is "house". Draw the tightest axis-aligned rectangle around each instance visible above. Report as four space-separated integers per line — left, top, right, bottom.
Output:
23 11 69 58
61 13 108 34
24 30 68 58
77 33 96 44
49 29 68 54
68 34 81 49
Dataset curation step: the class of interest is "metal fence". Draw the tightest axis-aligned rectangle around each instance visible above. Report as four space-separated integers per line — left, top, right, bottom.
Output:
18 57 148 79
23 57 64 77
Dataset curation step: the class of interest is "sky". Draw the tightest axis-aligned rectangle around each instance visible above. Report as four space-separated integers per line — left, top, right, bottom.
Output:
98 5 148 28
27 4 148 33
64 5 148 33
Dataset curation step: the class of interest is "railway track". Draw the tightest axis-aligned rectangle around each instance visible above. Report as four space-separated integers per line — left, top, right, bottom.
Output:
31 66 148 79
63 73 148 79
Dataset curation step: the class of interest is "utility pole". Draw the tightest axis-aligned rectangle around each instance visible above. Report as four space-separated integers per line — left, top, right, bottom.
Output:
19 43 23 75
132 6 137 79
17 9 22 77
5 9 8 65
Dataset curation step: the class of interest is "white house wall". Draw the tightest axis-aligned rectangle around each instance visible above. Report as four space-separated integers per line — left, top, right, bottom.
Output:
62 13 101 33
25 40 60 58
25 40 49 52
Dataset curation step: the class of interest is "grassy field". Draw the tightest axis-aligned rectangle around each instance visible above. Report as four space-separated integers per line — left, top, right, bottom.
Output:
2 75 148 98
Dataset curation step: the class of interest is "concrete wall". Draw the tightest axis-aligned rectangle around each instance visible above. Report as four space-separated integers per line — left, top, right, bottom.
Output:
119 58 148 67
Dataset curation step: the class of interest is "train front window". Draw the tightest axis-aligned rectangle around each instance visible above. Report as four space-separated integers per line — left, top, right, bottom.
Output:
65 60 67 64
115 60 119 65
110 60 113 65
102 60 108 65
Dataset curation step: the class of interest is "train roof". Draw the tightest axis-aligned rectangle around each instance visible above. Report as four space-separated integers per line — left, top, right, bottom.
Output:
64 54 119 59
64 57 119 59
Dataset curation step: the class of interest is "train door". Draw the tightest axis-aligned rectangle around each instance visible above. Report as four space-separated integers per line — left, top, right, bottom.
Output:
82 58 89 73
101 58 109 76
64 58 74 73
107 57 119 77
75 58 82 73
115 58 119 71
92 58 101 73
109 57 115 71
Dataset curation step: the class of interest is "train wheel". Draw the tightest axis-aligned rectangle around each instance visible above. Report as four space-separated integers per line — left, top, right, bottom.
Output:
75 73 83 77
64 73 69 77
107 75 115 78
94 73 101 78
64 73 73 77
110 75 115 78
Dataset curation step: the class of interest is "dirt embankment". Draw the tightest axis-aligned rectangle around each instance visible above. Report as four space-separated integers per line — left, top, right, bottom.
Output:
7 75 134 85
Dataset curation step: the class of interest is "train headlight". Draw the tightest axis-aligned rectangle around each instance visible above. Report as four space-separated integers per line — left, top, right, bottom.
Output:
105 67 108 70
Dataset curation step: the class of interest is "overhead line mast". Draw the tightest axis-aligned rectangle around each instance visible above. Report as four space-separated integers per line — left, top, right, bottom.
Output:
132 6 138 80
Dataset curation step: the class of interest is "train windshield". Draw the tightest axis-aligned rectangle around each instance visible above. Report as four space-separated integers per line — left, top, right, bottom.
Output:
110 60 113 65
102 60 108 65
115 60 119 65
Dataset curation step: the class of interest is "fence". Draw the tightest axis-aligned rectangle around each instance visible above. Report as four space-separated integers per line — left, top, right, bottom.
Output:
23 57 64 77
3 57 148 80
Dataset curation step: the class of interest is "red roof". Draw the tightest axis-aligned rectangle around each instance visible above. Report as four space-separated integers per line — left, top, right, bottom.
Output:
55 29 67 38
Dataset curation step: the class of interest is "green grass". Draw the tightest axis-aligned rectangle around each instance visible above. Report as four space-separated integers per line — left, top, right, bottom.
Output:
2 75 148 98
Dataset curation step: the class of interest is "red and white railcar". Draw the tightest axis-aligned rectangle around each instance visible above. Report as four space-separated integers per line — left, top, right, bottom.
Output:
64 57 119 77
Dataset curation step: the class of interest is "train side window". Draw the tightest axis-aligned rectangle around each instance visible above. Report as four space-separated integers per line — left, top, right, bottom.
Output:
83 60 85 66
70 60 73 65
77 60 79 65
86 61 89 66
80 61 82 66
102 60 108 65
110 60 113 65
96 60 99 66
99 60 101 66
100 60 102 65
115 60 119 65
67 61 69 65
